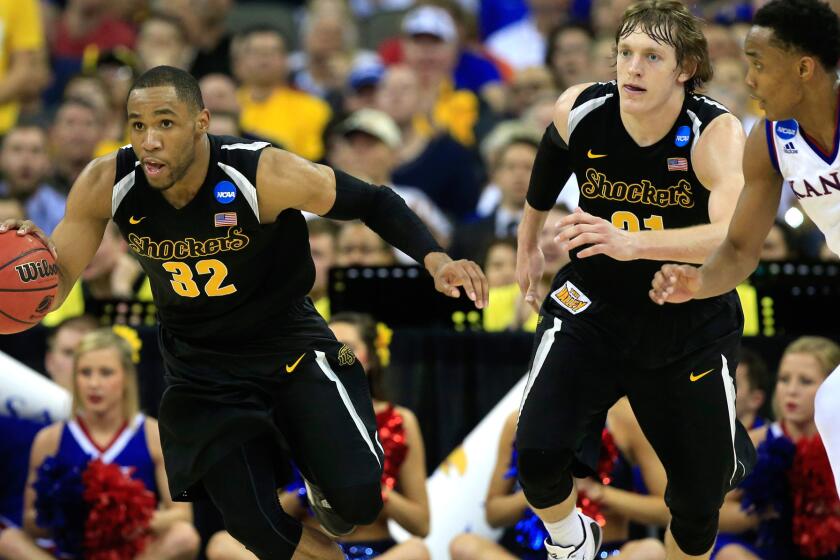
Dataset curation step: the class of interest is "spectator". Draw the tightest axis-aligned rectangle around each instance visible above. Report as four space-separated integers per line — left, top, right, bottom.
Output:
308 218 339 319
505 66 555 118
0 0 49 135
590 0 634 37
760 221 796 261
703 22 740 62
0 123 66 235
136 12 193 72
62 74 126 150
0 329 201 560
483 237 517 288
187 0 235 79
0 316 97 535
290 2 379 105
235 26 332 161
337 109 452 252
546 22 595 89
51 0 136 99
336 222 396 266
43 221 151 327
739 349 772 429
590 35 617 82
451 135 537 261
400 5 481 147
486 0 571 70
343 62 386 113
199 74 272 143
49 97 105 193
44 316 100 392
377 64 484 221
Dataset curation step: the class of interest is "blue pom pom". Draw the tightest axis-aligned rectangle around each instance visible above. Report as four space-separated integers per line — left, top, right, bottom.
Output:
513 509 549 552
33 455 88 557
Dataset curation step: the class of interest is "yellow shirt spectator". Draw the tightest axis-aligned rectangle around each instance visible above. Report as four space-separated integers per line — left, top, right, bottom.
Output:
0 0 45 134
238 87 331 161
432 80 479 147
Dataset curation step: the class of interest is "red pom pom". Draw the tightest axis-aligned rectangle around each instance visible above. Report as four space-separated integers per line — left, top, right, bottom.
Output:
577 428 620 528
376 406 408 492
82 459 156 560
788 432 840 558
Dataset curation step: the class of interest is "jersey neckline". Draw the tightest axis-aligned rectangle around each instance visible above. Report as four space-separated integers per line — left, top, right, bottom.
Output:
797 87 840 165
615 89 691 152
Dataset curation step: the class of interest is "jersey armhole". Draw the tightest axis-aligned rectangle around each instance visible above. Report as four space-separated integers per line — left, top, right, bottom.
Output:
764 120 781 173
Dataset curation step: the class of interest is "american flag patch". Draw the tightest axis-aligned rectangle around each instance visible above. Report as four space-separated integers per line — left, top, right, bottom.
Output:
214 212 237 227
667 157 688 171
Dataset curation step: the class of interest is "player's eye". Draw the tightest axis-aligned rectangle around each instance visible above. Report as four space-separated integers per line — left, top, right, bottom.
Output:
647 53 659 62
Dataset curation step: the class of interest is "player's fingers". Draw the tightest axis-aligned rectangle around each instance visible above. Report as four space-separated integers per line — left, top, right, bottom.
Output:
576 244 606 259
525 287 541 312
649 288 665 305
458 262 480 303
461 261 485 308
0 218 24 233
562 232 601 251
470 261 489 308
436 271 459 298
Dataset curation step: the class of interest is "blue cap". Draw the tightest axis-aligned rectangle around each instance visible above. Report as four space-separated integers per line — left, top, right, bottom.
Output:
348 64 385 91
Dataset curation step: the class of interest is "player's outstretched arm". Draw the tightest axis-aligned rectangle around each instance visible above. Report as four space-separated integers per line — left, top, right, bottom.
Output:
254 148 488 308
650 120 782 304
0 156 114 312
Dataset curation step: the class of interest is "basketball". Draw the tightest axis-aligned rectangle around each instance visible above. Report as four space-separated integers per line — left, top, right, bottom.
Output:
0 232 59 334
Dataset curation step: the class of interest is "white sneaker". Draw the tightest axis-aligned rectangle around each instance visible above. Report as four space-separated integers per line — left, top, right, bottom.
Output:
544 513 602 559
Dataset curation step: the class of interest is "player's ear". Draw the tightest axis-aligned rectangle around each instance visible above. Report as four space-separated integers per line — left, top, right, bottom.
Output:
196 108 211 133
797 55 816 81
676 59 695 86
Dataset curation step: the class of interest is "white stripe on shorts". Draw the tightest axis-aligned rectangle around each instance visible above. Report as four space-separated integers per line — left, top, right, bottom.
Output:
719 354 742 485
519 317 562 418
314 350 381 467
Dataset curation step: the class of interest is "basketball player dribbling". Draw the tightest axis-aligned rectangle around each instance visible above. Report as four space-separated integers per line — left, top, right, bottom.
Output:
515 1 756 558
650 0 840 500
0 66 488 560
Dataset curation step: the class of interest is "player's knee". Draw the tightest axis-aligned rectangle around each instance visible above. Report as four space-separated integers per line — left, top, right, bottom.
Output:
670 510 719 556
517 448 574 509
159 521 200 559
206 531 238 560
0 527 35 558
449 533 485 560
325 482 383 525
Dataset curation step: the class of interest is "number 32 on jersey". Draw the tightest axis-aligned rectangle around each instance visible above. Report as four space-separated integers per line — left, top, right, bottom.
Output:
162 259 237 297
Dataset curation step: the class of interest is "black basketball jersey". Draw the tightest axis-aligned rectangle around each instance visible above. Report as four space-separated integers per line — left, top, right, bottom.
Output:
111 135 314 343
566 81 729 308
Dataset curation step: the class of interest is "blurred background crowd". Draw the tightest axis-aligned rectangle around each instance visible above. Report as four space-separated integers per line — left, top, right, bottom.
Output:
1 0 840 558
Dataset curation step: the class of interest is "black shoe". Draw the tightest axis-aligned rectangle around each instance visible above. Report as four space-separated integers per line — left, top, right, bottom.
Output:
303 478 356 538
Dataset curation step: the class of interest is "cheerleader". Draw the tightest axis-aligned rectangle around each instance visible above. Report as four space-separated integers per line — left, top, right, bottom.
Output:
0 328 199 560
449 398 667 560
717 336 840 560
206 313 430 560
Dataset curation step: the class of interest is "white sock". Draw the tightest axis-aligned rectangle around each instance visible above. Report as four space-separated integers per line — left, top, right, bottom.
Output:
815 366 840 497
544 509 584 548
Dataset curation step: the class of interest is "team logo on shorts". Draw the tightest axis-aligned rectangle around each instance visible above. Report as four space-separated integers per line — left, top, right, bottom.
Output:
550 281 591 315
674 125 691 147
338 344 356 366
775 120 798 140
214 181 237 204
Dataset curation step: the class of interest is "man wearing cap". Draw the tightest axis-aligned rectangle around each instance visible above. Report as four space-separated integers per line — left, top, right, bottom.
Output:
337 108 452 252
400 5 481 147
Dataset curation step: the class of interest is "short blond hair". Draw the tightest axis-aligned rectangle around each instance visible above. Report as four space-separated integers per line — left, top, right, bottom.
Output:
72 329 140 420
783 336 840 378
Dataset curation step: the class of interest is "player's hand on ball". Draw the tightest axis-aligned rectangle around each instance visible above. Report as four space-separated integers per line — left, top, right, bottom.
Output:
0 219 57 259
649 264 702 305
433 258 488 309
516 244 545 313
555 208 635 261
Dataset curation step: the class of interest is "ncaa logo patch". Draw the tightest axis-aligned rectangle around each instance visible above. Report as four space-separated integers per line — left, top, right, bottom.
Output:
675 125 691 147
214 181 237 204
551 280 591 315
776 120 798 140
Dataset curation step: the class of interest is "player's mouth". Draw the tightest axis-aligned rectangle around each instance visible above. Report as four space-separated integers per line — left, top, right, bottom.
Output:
143 159 166 177
623 83 646 94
